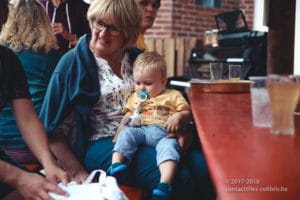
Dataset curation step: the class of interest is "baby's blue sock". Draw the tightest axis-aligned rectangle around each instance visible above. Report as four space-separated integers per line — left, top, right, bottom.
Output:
107 162 127 176
152 182 172 200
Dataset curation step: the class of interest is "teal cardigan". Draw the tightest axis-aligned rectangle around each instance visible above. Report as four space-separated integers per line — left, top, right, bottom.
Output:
39 34 142 161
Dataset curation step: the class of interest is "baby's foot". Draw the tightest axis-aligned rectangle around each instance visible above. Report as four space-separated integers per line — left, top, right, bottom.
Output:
107 162 127 176
152 182 172 200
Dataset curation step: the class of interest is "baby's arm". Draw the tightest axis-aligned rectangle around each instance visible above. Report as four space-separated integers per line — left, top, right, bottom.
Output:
112 111 133 143
164 110 193 133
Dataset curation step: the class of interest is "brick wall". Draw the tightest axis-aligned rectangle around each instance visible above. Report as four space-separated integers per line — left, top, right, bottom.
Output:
145 0 254 45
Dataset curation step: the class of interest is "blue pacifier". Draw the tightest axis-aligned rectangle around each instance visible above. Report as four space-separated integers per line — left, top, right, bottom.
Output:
138 90 149 101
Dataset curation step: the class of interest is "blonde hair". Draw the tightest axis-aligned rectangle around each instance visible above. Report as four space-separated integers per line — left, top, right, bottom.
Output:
87 0 141 48
0 0 58 53
133 51 167 77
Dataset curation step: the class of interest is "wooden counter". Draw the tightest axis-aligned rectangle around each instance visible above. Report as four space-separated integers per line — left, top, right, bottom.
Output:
188 89 300 200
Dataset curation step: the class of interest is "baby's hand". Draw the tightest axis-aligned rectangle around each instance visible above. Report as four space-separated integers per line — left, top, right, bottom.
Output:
164 113 182 132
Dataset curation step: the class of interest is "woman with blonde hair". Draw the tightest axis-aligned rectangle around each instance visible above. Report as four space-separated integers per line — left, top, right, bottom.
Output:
39 0 214 199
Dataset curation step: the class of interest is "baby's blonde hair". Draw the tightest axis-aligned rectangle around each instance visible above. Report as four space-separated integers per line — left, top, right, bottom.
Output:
133 52 167 77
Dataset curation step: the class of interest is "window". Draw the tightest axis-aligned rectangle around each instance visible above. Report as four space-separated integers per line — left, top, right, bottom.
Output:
195 0 221 8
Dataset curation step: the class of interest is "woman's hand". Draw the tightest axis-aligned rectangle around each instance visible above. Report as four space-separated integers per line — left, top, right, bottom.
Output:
51 22 68 37
43 161 69 185
14 170 68 200
51 22 77 44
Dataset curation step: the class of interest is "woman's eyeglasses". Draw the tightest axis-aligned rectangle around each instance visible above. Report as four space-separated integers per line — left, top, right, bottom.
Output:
93 20 121 36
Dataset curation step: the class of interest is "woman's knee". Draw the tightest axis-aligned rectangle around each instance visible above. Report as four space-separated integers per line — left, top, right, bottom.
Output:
173 165 196 200
84 138 114 171
129 146 160 189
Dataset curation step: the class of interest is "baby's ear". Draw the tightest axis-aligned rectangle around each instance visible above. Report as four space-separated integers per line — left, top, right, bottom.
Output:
162 76 168 86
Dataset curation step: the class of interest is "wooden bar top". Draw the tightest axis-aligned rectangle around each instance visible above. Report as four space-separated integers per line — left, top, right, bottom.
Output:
188 89 300 200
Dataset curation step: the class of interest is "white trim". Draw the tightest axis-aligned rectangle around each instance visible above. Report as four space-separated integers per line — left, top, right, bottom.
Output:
83 0 90 4
170 80 191 88
253 0 268 32
294 0 300 74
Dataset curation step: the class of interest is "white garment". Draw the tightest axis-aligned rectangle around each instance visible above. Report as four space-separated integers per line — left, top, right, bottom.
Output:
49 170 128 200
89 53 134 140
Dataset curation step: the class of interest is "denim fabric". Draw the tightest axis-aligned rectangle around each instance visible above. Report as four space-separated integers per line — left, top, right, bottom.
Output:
113 124 180 165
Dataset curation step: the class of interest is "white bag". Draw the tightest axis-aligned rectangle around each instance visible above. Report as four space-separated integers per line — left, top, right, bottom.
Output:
49 169 128 200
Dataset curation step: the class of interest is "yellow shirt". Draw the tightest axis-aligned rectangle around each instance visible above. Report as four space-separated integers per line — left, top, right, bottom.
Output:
135 33 148 52
125 89 190 126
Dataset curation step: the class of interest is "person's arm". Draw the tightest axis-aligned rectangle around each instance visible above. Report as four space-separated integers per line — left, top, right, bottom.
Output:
12 98 69 185
165 109 194 154
112 111 133 143
0 159 67 199
48 131 89 184
39 54 90 184
113 93 136 143
40 86 89 184
165 90 194 153
164 110 193 133
164 90 193 132
52 23 77 45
